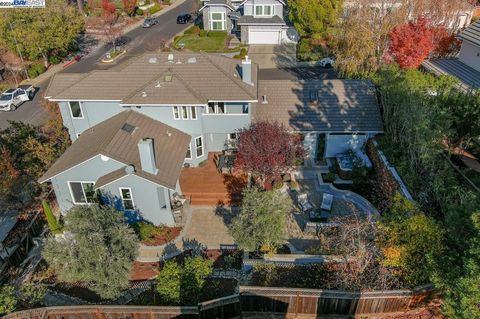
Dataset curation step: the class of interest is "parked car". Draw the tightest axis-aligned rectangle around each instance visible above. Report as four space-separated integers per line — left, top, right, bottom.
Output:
142 18 158 28
177 13 192 24
319 57 335 68
0 85 35 111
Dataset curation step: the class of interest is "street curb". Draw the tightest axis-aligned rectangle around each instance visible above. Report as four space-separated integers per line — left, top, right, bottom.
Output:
166 23 194 46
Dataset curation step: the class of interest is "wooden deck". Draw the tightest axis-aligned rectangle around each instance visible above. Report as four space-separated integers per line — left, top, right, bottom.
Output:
179 153 246 206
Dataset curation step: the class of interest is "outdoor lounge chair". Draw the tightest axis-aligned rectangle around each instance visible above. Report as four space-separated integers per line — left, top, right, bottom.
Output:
298 193 313 212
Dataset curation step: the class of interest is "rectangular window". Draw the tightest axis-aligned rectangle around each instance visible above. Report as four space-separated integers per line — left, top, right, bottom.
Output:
120 187 135 210
173 106 180 120
208 102 215 114
242 104 249 114
181 106 188 119
217 102 225 114
69 182 96 204
228 133 237 140
69 101 83 118
190 106 197 120
195 136 204 157
255 5 273 16
186 143 192 159
211 12 225 30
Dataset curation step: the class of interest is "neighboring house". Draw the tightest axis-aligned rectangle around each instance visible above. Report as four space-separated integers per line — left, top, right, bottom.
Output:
199 0 298 44
42 52 383 226
423 20 480 91
254 79 384 161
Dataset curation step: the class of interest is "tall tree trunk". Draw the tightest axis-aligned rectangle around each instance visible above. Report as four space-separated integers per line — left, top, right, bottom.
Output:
77 0 84 14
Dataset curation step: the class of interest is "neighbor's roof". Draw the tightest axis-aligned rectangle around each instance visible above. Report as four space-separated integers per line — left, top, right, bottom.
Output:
46 53 258 103
422 58 480 92
237 15 285 25
199 0 235 11
253 80 384 132
0 211 20 245
39 110 191 190
459 20 480 47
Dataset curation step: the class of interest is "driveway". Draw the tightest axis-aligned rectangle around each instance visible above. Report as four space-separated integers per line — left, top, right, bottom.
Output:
248 44 297 69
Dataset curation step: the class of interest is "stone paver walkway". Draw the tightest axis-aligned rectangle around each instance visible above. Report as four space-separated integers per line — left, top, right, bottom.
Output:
137 206 236 262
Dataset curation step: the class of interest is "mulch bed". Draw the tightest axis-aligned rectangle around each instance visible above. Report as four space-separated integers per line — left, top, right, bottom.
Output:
142 226 182 246
130 261 160 281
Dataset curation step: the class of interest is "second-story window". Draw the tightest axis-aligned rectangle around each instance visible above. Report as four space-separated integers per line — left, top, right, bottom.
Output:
255 5 273 16
173 106 180 120
181 106 188 119
207 102 226 114
69 101 83 119
190 107 197 120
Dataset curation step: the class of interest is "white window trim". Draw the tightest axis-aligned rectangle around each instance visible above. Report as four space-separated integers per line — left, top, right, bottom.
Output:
119 187 135 210
205 102 227 115
195 136 204 158
172 106 180 120
190 106 197 120
181 106 189 120
68 181 95 205
254 4 274 17
227 133 238 140
185 142 192 160
210 12 226 30
68 101 84 119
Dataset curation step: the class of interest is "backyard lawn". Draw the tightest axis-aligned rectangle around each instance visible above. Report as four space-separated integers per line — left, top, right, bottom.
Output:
175 32 229 52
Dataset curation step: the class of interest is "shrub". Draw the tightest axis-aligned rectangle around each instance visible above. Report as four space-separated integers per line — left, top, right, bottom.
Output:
148 3 161 14
42 200 63 234
132 221 163 241
234 47 247 59
135 7 144 15
48 55 62 65
0 285 16 315
207 31 227 38
272 179 284 190
323 171 336 182
162 0 171 4
27 63 47 78
199 29 207 37
289 180 300 191
184 25 200 35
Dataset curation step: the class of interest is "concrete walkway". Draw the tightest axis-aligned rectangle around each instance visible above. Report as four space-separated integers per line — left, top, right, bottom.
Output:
136 206 236 262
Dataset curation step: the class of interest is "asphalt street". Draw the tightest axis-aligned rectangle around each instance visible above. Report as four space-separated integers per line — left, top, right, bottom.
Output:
0 0 196 129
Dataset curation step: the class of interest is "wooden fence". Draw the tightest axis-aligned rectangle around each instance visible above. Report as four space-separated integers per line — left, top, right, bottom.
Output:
4 285 436 319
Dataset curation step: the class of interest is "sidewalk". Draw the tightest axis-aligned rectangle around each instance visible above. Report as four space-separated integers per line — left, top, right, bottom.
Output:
24 0 187 87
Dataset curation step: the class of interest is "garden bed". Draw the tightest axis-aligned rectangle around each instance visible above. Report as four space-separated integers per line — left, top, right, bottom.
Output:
132 222 182 246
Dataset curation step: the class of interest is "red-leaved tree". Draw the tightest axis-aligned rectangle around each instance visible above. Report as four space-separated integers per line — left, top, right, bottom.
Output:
388 17 435 69
122 0 137 16
234 121 306 186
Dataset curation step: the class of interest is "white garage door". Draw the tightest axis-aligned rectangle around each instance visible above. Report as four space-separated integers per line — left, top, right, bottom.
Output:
248 29 281 44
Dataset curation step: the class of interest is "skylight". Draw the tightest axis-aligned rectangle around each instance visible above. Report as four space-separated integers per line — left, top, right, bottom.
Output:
121 123 136 134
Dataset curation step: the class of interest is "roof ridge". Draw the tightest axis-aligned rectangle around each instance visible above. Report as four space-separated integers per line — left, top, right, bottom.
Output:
45 73 88 98
200 52 257 99
171 71 207 103
120 71 170 102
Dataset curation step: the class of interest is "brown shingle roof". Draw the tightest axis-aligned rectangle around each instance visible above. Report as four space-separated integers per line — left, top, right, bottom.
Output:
46 53 258 103
253 80 384 132
39 111 191 190
44 73 88 98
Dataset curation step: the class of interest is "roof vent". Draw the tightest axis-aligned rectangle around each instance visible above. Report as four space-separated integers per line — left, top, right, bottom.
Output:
167 54 174 62
125 165 135 174
176 58 182 64
121 123 136 134
262 95 268 104
166 130 172 137
164 74 173 82
141 91 147 97
148 57 157 64
187 57 197 63
309 90 318 104
156 80 161 88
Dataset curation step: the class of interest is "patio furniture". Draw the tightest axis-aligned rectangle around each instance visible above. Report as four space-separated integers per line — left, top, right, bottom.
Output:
298 193 313 212
321 193 334 211
217 154 235 174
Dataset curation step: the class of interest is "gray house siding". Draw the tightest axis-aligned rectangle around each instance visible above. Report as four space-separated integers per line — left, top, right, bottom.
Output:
50 155 125 214
99 174 174 226
243 0 283 17
202 5 232 31
58 101 251 166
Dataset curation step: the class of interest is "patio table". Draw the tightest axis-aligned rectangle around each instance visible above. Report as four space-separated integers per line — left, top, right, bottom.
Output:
218 154 235 174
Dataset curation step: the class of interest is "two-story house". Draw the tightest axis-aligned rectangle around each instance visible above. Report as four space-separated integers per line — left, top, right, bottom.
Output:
41 52 383 227
199 0 297 44
423 20 480 91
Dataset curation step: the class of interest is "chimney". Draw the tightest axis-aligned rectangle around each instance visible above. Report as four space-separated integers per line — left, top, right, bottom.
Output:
138 138 158 175
241 56 252 85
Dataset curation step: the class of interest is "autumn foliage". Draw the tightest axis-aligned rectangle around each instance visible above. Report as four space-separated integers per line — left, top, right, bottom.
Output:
122 0 137 16
234 121 306 183
388 17 461 69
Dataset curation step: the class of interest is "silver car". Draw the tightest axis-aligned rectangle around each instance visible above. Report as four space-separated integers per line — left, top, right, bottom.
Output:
0 85 34 111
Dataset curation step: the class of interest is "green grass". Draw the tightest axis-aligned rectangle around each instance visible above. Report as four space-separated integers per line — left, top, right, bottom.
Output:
175 32 228 52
